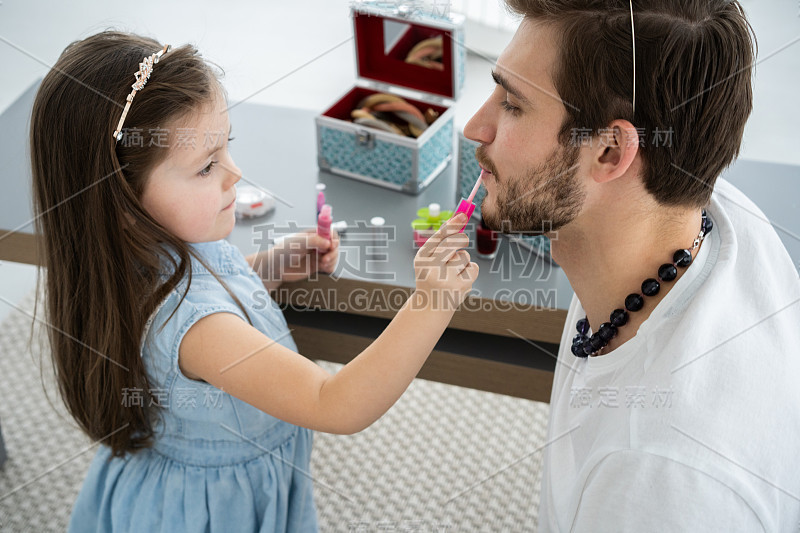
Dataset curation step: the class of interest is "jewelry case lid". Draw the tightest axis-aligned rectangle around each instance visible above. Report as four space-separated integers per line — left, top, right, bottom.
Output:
351 1 465 102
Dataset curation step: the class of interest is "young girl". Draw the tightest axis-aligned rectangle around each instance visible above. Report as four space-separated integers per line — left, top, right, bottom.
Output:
31 31 478 532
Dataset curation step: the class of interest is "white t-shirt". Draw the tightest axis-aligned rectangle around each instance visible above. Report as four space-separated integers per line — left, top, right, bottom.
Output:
537 179 800 532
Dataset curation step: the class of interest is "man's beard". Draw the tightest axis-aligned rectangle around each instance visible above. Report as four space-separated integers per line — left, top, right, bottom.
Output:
479 142 584 237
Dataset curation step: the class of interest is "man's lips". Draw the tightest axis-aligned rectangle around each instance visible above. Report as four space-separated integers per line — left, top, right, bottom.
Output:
479 165 495 182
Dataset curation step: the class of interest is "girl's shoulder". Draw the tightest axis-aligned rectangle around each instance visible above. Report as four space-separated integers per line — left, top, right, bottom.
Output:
141 279 246 380
142 238 295 385
145 240 259 364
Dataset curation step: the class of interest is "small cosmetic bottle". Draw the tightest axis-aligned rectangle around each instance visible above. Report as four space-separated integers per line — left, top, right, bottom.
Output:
368 216 387 260
475 216 499 260
411 203 452 247
370 216 386 246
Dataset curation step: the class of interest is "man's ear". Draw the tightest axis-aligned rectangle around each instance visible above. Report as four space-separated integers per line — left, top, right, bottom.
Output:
589 119 639 184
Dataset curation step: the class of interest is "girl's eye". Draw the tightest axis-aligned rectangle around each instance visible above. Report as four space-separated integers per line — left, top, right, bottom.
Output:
501 99 521 115
228 136 235 143
199 160 217 177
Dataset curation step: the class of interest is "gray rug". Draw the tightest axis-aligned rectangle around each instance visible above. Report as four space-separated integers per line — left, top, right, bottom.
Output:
0 291 549 532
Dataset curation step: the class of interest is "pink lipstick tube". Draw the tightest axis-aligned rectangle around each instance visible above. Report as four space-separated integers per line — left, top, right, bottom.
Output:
452 174 483 232
317 204 333 240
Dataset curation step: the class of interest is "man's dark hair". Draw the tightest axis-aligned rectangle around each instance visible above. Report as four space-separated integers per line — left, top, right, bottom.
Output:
505 0 757 207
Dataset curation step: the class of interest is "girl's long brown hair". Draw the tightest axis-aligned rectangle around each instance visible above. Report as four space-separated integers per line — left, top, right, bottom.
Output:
31 31 246 456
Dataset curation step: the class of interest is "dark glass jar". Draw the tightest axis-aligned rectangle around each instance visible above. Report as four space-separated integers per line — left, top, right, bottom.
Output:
476 216 499 259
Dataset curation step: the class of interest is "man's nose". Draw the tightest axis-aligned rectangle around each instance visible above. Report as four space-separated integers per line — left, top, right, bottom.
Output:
463 99 496 145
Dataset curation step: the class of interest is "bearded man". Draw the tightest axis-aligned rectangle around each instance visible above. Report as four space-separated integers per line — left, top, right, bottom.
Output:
464 1 800 530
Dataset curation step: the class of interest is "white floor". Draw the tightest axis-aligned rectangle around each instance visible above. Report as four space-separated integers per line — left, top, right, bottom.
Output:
1 0 799 320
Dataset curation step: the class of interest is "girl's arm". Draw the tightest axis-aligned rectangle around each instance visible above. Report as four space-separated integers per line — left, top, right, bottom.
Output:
179 214 478 434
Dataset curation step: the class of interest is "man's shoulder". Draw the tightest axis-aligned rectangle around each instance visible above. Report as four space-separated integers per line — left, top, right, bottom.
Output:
710 178 796 273
668 178 800 349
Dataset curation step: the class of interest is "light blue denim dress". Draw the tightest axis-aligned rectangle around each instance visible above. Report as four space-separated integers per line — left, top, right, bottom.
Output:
68 239 318 532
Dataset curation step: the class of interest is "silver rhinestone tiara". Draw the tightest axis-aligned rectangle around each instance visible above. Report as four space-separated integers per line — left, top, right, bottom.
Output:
112 44 171 142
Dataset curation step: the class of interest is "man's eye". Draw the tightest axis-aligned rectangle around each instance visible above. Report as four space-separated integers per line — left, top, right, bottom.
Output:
501 99 521 115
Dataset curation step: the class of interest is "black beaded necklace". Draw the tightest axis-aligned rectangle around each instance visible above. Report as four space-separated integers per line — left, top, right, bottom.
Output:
571 210 713 358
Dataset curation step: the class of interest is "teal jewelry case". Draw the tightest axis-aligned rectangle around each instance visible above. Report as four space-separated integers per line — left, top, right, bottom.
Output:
316 1 465 194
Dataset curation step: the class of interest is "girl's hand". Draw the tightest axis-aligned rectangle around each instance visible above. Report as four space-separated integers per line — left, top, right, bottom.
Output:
270 228 339 285
413 213 479 311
